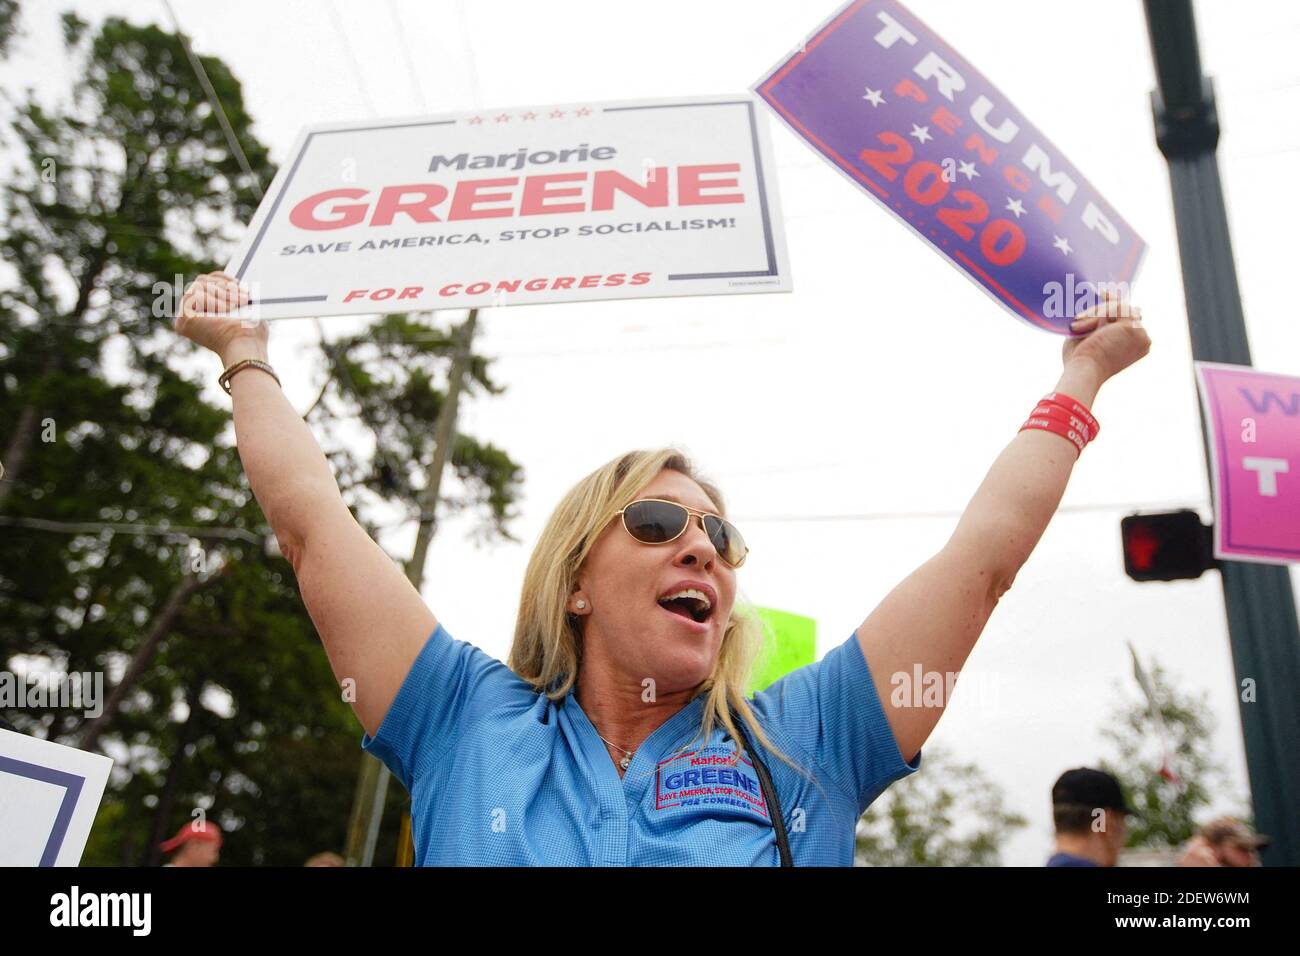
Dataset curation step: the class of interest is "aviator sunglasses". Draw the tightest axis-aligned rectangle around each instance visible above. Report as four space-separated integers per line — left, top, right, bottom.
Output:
613 498 749 568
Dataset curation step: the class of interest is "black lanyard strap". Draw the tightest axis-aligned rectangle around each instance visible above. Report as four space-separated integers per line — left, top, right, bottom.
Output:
730 711 793 867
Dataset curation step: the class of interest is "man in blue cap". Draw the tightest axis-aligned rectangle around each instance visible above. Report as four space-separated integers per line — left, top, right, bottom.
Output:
1046 767 1135 867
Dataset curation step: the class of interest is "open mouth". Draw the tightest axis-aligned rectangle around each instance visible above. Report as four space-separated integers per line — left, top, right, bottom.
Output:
656 592 714 625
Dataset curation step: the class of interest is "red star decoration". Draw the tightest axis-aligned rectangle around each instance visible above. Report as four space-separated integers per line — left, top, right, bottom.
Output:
466 115 484 125
521 111 538 121
495 113 510 123
575 106 591 117
549 109 565 118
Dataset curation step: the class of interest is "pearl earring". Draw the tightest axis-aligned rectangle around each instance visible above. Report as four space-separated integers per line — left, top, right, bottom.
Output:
575 600 586 610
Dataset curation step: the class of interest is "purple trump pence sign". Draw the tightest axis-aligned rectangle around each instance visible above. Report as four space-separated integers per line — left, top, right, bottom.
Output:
753 0 1146 332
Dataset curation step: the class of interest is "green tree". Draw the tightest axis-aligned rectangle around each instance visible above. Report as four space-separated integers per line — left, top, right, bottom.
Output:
0 0 20 58
1099 659 1233 849
854 746 1027 866
1 11 520 866
309 311 521 546
0 9 274 732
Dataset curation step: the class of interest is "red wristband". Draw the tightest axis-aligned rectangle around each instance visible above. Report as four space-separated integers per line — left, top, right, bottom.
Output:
1028 403 1094 443
1020 416 1086 456
1040 391 1099 438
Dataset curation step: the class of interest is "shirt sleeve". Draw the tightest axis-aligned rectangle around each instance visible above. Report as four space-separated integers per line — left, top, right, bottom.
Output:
360 622 526 791
748 630 921 815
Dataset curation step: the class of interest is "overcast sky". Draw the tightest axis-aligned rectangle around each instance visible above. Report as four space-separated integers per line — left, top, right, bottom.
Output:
6 0 1298 865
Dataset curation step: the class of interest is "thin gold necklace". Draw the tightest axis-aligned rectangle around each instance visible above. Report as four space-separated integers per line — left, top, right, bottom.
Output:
594 731 634 770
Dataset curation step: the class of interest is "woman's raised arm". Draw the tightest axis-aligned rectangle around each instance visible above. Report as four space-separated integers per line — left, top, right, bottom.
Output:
175 273 437 737
854 295 1151 762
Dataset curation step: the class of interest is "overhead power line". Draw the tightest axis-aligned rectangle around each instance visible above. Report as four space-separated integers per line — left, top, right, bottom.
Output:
160 0 263 201
326 0 379 116
161 0 423 502
386 0 428 112
4 497 1211 544
732 499 1210 524
0 514 264 545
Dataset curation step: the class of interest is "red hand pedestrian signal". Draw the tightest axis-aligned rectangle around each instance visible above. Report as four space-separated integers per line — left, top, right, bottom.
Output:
1125 522 1162 573
1121 511 1216 582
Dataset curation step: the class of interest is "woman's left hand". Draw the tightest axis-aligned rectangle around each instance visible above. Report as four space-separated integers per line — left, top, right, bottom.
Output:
1061 291 1151 382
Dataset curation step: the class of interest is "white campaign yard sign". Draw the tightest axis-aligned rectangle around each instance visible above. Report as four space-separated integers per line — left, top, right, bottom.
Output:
225 95 791 319
0 729 113 866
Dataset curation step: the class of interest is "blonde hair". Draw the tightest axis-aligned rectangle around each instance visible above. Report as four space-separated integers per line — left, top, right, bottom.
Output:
508 448 808 778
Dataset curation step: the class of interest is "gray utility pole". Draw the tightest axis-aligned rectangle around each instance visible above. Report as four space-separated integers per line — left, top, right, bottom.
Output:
1144 0 1300 864
343 310 478 867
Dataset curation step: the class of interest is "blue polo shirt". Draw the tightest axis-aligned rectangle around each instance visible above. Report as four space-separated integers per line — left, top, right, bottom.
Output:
362 623 921 865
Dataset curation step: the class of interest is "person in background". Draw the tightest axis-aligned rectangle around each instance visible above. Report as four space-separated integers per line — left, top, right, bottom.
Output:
304 851 345 867
159 819 222 867
1177 817 1268 867
1046 767 1134 867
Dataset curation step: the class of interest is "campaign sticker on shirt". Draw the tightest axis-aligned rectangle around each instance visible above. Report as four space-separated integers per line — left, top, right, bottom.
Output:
654 745 770 821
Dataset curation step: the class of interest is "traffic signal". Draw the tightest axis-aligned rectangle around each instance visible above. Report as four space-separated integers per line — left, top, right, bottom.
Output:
1120 510 1217 581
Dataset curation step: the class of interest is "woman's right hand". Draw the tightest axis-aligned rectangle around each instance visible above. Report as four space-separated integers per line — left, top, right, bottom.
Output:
174 273 435 739
175 272 267 364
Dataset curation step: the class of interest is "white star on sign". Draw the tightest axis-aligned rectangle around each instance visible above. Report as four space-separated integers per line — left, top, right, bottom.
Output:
1005 198 1026 218
862 87 885 107
958 160 980 180
1053 234 1073 255
909 124 932 144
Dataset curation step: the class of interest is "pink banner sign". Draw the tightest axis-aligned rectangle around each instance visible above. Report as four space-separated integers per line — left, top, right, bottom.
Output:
1195 362 1300 564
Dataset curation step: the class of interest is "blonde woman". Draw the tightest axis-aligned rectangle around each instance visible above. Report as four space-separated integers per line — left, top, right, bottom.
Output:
176 273 1149 865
